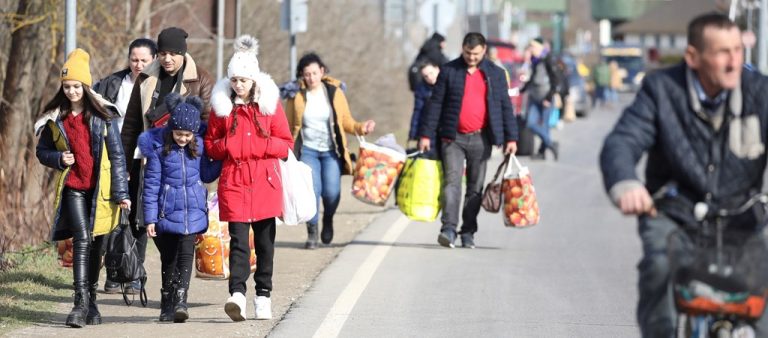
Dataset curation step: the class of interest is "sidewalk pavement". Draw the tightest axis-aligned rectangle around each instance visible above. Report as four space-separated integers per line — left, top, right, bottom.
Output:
8 176 387 338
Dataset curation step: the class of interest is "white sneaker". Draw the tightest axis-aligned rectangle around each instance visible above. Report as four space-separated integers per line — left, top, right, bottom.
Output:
254 296 272 320
225 292 247 322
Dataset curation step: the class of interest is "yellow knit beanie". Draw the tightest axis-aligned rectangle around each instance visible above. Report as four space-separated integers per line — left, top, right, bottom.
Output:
60 48 92 87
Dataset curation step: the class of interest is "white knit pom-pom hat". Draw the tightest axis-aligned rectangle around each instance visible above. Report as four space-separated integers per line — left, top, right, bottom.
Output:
227 35 260 80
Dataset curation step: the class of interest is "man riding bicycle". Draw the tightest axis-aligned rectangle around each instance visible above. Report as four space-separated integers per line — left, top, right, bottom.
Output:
600 13 768 337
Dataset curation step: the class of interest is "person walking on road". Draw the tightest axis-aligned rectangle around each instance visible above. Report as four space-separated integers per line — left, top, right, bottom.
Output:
285 52 376 249
205 35 294 321
93 37 157 294
93 38 157 132
408 60 440 155
521 37 559 160
408 32 449 92
600 13 768 337
34 49 131 328
418 32 518 249
139 94 218 323
121 27 215 294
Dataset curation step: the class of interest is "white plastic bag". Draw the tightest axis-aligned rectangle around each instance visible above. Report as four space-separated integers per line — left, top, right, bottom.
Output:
279 151 317 225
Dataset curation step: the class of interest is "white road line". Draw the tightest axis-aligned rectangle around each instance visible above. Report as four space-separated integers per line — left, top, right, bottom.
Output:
312 214 411 338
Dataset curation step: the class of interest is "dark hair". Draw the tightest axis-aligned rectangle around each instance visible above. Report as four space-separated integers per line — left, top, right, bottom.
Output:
128 38 158 58
417 60 439 72
42 84 113 123
163 129 199 158
296 52 328 79
687 12 738 50
462 32 486 49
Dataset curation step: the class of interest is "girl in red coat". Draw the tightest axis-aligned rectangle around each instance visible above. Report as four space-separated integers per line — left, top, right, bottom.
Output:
204 35 293 321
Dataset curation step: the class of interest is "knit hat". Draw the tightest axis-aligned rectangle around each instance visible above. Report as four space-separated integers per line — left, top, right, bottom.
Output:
166 93 202 132
158 27 188 55
60 48 92 87
227 35 260 80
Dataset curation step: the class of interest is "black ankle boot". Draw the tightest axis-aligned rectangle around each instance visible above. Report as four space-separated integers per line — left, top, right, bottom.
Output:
549 141 559 161
86 283 101 325
159 287 174 322
65 288 89 328
305 223 318 249
173 288 189 323
321 216 334 245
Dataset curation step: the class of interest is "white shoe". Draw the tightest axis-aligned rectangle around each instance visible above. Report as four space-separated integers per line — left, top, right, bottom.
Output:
254 296 272 320
225 292 247 322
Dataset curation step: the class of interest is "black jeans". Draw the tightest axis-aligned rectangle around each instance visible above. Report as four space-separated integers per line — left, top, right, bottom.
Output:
439 132 491 235
62 188 105 289
228 218 276 297
153 234 195 289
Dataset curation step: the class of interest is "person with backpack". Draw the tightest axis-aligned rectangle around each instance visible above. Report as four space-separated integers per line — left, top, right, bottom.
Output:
205 35 294 321
35 49 131 328
139 93 218 322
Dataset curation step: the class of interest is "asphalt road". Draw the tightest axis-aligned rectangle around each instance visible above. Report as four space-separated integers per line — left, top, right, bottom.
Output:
271 97 643 338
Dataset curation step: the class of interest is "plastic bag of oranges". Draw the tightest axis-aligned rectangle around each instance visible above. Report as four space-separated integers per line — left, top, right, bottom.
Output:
351 136 406 206
195 193 256 279
502 155 540 227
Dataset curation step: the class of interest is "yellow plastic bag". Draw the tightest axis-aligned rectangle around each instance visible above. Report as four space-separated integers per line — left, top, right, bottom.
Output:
396 157 442 222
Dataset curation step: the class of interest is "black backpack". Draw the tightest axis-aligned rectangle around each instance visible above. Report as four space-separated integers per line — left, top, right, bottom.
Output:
104 210 148 306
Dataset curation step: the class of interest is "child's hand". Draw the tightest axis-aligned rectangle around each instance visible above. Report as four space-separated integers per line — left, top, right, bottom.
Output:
61 151 75 166
147 223 157 237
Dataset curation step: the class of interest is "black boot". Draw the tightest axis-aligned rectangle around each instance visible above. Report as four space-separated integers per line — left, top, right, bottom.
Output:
548 141 559 161
173 288 189 323
159 287 175 322
305 223 318 249
86 283 101 325
65 287 89 328
321 215 334 245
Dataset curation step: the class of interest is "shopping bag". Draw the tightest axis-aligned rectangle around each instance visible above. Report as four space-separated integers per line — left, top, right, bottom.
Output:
548 108 560 128
57 238 74 268
195 193 256 279
351 135 406 206
502 155 540 227
482 155 510 213
279 151 316 225
396 154 442 222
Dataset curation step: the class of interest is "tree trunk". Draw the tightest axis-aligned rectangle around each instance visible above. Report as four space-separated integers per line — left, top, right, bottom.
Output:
0 0 56 252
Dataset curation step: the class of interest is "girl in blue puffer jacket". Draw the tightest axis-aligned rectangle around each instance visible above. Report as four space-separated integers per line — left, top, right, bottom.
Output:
139 93 219 323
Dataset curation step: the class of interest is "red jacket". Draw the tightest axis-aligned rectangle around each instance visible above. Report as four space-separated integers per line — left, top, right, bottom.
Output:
205 77 293 222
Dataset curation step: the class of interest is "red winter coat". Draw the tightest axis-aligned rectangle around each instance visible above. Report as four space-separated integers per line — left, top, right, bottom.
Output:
205 76 293 223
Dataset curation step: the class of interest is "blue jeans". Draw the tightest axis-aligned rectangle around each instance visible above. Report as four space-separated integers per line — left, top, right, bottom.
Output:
526 100 552 153
299 147 341 226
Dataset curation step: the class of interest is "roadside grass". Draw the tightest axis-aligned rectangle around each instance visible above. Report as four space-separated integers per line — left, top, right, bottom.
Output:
0 245 71 335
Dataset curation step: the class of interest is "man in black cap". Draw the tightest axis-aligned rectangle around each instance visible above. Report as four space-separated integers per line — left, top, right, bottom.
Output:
120 27 214 294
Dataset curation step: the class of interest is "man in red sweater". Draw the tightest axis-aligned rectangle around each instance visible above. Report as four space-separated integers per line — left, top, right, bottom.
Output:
419 32 518 248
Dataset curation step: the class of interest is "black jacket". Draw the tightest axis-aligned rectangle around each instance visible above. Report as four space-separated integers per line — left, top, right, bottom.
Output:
600 62 768 222
94 68 131 104
419 57 518 145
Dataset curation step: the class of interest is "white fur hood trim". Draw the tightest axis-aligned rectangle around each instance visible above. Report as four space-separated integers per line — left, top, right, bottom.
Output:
211 71 280 117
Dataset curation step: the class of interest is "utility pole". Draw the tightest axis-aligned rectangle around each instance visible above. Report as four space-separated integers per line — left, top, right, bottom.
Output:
760 0 768 72
65 0 76 56
216 0 224 80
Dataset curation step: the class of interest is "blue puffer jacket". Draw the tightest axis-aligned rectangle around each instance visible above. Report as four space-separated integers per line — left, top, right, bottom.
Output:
139 126 220 235
419 57 518 145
